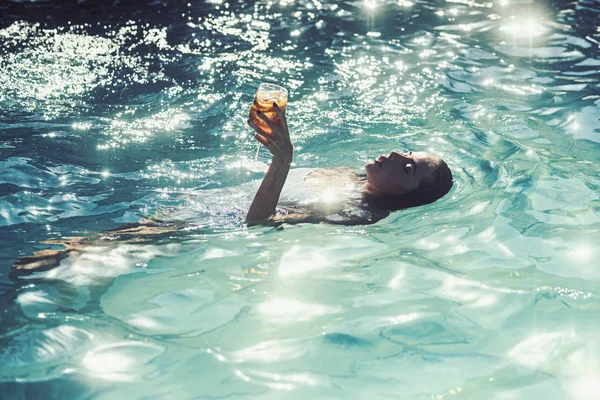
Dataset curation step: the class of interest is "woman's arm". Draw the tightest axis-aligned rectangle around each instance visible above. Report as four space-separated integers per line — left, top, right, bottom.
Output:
246 103 294 225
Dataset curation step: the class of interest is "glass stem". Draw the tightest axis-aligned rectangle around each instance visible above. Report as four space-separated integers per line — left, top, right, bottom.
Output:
254 143 261 162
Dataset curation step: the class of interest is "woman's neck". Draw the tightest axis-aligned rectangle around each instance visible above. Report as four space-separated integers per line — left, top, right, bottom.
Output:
305 167 365 199
348 171 379 196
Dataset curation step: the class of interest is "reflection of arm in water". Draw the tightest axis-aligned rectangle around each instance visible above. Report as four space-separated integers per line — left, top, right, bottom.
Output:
246 103 294 225
12 218 188 272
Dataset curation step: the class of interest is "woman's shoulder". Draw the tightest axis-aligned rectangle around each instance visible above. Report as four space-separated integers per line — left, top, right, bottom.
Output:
277 166 389 226
305 166 359 179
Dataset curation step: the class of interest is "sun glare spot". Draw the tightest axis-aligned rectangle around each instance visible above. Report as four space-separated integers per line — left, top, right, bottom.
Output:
500 18 547 37
364 0 378 10
569 244 593 262
321 189 337 203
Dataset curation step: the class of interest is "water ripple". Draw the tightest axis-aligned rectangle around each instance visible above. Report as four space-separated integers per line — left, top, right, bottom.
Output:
1 0 600 398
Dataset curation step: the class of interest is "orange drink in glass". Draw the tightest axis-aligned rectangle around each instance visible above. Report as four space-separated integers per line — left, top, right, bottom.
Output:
249 83 288 135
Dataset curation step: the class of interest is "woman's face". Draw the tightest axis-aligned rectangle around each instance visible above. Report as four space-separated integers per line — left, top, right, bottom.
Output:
365 151 438 195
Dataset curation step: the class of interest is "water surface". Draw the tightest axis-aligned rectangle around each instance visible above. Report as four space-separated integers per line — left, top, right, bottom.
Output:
1 0 599 399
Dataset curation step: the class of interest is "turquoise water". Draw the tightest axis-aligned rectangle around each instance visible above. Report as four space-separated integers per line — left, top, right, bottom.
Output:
1 0 599 398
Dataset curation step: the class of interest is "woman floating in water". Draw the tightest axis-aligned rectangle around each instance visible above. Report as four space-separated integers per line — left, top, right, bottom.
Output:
13 103 452 271
246 103 453 226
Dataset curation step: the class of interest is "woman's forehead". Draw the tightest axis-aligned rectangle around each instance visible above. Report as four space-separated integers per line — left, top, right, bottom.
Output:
392 150 431 158
412 151 431 158
390 150 438 165
414 152 439 164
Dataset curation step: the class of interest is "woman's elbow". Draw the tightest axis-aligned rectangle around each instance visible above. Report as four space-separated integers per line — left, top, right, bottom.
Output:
245 212 267 226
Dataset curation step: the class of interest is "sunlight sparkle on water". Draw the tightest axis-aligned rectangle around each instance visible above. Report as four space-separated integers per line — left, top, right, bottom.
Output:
235 370 251 383
567 115 580 131
258 298 341 322
3 1 600 398
0 22 155 118
102 109 191 148
72 122 92 130
81 341 164 382
500 18 547 37
83 351 134 380
390 312 419 324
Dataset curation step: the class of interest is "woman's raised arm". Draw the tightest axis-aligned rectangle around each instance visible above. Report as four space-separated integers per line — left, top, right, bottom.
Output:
246 103 293 225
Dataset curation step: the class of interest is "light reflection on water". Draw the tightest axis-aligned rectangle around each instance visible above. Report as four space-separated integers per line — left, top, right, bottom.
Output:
1 0 600 399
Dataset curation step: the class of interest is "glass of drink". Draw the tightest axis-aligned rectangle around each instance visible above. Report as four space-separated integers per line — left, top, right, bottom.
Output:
250 83 288 160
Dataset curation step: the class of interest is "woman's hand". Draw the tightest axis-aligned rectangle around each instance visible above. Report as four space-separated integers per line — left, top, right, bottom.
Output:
248 103 293 163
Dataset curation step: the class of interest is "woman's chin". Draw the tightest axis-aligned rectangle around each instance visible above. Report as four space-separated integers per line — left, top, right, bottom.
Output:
365 161 378 172
364 167 375 182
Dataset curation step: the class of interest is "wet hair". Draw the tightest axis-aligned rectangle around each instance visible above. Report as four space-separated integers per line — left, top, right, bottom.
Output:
362 157 453 211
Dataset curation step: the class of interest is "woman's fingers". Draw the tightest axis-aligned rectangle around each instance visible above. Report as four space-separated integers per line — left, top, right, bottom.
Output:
248 116 281 141
256 111 280 134
248 118 272 138
249 120 272 144
247 111 291 160
272 102 289 133
250 118 280 152
254 133 269 146
255 133 280 155
271 104 291 149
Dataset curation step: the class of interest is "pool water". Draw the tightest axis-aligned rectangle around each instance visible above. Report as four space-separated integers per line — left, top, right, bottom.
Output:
1 0 599 398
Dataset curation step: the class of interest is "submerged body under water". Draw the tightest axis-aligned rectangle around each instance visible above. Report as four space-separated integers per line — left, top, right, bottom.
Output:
1 0 599 399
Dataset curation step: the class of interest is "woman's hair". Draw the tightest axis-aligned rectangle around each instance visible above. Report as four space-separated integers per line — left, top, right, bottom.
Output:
363 158 453 211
